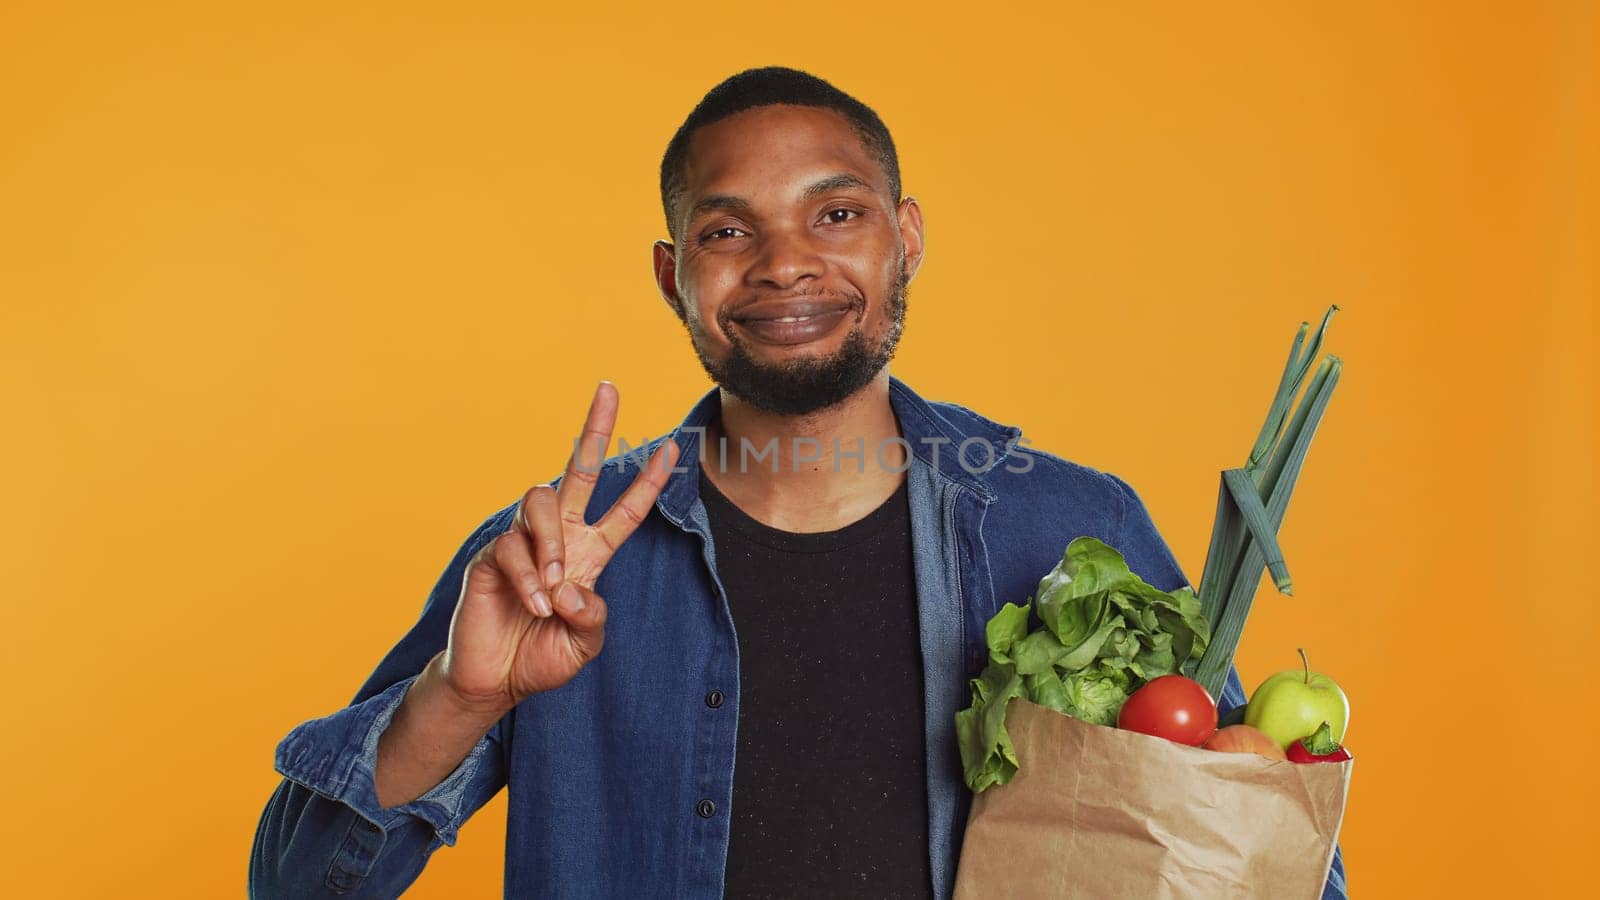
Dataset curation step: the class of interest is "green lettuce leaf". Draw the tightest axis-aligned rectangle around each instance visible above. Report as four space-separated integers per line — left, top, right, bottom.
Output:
985 601 1031 664
1060 667 1130 726
956 536 1216 793
1013 628 1070 675
1131 630 1175 679
955 661 1027 792
1034 538 1130 638
1055 612 1126 671
1024 670 1072 716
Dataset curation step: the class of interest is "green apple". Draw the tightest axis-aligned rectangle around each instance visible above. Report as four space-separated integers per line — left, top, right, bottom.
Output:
1244 648 1349 749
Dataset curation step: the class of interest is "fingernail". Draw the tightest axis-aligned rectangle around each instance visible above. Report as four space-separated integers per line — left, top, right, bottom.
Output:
523 579 544 609
532 589 552 617
546 561 563 586
557 581 585 613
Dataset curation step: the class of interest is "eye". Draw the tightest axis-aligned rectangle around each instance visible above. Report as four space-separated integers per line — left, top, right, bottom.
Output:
823 208 862 224
701 226 748 242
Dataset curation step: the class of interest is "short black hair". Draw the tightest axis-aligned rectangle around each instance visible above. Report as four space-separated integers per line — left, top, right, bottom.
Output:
659 66 901 241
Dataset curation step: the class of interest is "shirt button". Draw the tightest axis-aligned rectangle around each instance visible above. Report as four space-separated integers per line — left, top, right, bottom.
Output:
705 690 724 708
696 799 716 818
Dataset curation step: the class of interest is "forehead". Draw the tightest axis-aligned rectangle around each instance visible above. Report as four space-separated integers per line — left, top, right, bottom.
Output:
681 104 887 202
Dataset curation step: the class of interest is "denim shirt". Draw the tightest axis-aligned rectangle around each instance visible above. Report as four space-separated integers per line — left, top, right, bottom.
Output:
250 375 1348 899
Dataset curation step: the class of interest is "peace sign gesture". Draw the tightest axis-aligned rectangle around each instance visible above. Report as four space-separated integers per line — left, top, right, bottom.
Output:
440 381 680 714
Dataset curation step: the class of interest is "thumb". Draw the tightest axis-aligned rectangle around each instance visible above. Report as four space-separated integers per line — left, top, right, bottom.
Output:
551 581 607 661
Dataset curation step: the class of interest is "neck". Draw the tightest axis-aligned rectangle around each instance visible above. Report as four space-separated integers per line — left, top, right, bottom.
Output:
701 371 907 533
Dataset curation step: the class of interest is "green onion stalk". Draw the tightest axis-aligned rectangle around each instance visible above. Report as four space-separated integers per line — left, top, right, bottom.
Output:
1188 306 1342 699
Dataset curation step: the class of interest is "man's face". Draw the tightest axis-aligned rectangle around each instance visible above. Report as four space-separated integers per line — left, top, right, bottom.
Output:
653 104 924 416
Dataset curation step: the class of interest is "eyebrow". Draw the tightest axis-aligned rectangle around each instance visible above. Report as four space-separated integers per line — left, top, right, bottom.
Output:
685 172 876 225
801 172 873 199
686 193 754 223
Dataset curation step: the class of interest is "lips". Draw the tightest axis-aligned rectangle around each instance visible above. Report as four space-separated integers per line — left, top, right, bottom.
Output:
728 296 857 347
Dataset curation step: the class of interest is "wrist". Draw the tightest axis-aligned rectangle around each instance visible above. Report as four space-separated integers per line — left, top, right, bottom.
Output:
425 651 515 725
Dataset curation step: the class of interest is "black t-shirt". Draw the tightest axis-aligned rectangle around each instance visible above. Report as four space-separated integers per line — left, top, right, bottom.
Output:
698 467 933 899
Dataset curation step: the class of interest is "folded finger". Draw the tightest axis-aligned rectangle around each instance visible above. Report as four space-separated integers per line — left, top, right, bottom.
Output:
523 484 566 591
491 527 552 618
552 581 607 661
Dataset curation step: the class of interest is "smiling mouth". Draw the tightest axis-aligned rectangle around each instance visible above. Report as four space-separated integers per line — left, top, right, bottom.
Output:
729 303 855 347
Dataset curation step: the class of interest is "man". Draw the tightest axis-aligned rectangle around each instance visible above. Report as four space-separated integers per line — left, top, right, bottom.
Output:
250 67 1348 899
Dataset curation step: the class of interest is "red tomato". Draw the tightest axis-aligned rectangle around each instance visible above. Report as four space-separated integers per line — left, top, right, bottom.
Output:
1117 675 1218 746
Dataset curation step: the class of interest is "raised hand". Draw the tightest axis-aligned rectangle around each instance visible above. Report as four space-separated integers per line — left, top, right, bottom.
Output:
439 381 679 714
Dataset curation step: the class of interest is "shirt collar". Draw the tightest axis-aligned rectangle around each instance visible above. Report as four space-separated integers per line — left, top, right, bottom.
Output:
652 374 1020 527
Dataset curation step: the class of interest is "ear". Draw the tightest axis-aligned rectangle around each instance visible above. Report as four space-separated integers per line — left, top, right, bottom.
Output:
652 240 687 322
896 196 926 284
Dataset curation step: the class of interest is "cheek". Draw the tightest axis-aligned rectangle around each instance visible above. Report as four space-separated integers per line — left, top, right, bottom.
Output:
853 246 903 324
678 260 737 333
851 231 901 288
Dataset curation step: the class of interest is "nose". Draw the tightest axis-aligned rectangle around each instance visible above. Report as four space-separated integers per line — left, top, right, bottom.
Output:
744 223 824 291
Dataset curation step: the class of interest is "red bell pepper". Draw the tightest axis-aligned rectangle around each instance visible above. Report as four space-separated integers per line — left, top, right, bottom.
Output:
1287 722 1352 763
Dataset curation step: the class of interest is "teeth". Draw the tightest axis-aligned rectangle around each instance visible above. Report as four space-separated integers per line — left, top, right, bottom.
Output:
774 315 812 323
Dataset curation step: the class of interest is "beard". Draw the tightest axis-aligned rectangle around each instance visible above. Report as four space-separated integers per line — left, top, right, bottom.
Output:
685 258 910 417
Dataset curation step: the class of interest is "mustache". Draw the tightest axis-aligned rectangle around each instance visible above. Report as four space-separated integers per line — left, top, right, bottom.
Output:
728 287 863 311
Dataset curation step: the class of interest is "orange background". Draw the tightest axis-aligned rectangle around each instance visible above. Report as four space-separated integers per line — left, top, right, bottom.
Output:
3 1 1595 896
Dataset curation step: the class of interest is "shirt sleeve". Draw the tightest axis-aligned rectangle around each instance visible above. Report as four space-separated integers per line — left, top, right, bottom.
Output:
1109 473 1349 900
272 673 503 844
249 503 519 898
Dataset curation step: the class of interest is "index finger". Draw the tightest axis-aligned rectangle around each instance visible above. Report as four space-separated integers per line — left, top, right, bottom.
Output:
592 438 680 553
558 380 619 525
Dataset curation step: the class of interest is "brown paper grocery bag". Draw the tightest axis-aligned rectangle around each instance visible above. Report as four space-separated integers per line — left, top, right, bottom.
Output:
954 699 1351 899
